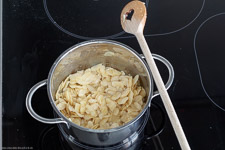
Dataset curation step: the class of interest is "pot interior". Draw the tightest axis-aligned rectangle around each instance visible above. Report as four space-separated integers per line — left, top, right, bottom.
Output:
49 40 151 122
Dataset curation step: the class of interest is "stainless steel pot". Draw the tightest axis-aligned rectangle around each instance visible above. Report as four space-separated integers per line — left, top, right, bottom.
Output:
26 40 174 146
57 108 150 150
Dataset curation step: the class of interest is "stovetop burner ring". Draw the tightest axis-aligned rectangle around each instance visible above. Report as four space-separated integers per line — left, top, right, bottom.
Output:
193 12 225 112
43 0 149 40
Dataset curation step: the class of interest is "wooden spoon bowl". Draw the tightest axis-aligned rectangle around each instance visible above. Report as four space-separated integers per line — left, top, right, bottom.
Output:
121 1 146 35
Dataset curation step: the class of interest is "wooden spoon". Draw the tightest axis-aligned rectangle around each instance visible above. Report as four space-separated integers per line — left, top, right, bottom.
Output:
121 1 191 150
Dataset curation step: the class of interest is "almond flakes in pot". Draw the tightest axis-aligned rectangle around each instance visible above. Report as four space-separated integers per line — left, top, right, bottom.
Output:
55 64 146 129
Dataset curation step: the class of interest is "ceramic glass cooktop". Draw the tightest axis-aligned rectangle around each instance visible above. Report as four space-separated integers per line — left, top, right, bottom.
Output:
2 0 225 149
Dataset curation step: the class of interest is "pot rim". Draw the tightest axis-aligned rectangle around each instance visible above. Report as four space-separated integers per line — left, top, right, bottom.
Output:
47 39 153 133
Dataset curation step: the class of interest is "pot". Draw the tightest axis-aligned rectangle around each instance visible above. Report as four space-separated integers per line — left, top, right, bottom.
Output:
26 39 174 146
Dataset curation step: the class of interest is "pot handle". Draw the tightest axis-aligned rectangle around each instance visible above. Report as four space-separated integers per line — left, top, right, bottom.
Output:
140 54 174 98
26 79 68 125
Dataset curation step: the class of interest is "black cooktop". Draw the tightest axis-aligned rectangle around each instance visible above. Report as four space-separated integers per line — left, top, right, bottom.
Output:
3 0 225 149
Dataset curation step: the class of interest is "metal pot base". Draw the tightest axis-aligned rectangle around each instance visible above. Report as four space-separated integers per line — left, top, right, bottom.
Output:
58 109 150 150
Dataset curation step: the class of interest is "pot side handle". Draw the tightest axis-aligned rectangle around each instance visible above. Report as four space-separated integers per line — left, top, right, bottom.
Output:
26 79 68 125
140 54 174 98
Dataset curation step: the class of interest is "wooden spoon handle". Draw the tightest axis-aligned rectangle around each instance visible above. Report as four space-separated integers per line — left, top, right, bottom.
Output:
136 33 191 150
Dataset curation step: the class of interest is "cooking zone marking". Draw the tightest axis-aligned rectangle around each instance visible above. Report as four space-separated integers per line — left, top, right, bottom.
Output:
194 12 225 112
